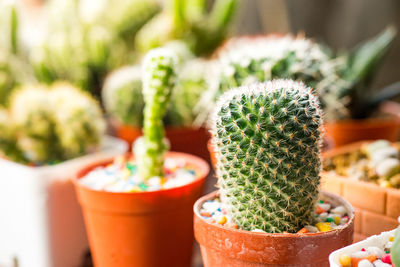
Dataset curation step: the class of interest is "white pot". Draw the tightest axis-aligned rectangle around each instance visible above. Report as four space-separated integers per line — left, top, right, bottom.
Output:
0 136 127 267
329 229 396 266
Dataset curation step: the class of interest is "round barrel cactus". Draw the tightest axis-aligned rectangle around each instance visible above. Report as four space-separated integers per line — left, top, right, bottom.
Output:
211 79 323 233
8 82 105 164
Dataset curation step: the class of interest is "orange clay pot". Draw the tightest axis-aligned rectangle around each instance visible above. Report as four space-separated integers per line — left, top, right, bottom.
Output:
194 190 354 267
115 124 210 162
74 152 209 267
324 115 400 148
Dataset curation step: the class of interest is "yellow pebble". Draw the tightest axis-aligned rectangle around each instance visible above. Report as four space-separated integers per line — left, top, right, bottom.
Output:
338 254 351 267
389 236 395 242
128 186 141 192
218 216 227 225
334 216 341 225
380 180 392 188
315 222 331 232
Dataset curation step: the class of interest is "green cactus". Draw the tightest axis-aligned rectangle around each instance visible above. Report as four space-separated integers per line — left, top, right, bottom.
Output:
102 65 144 126
0 108 26 163
211 79 323 233
134 48 177 180
102 43 207 128
50 82 106 159
7 82 105 164
135 0 238 56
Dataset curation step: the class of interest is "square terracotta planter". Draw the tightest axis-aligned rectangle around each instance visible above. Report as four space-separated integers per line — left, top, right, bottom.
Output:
322 141 400 240
0 136 127 267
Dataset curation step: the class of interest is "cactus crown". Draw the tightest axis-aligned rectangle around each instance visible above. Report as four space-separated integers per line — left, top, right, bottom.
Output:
211 79 323 233
134 48 177 180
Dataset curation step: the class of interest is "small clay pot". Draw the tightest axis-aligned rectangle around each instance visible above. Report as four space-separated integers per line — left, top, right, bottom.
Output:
194 190 354 267
324 115 400 148
115 123 211 162
74 152 209 267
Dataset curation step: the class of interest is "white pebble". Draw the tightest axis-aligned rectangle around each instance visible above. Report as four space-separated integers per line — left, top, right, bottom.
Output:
251 229 265 233
318 212 328 221
341 217 349 224
376 158 400 176
331 206 347 216
357 259 373 267
385 241 393 249
366 246 384 258
373 260 392 267
304 225 318 233
351 251 369 258
318 203 331 211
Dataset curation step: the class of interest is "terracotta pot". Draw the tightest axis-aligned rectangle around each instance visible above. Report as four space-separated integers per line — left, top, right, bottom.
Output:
74 152 209 267
322 141 400 241
115 123 211 162
194 190 354 267
324 115 400 148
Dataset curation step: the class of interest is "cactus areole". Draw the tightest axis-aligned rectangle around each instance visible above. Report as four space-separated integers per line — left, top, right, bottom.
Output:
134 48 177 180
211 80 323 233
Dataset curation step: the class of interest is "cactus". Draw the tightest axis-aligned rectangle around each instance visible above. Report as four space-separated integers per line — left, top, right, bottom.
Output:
7 82 105 164
0 108 26 163
50 82 106 159
210 80 323 233
135 0 238 56
102 65 144 127
102 43 207 128
134 48 177 180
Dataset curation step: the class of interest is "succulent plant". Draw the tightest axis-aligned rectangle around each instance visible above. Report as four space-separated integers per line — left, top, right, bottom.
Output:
102 65 144 126
135 0 238 56
134 48 177 180
6 82 105 164
210 80 323 233
102 43 208 128
200 27 398 123
0 108 25 163
319 26 398 120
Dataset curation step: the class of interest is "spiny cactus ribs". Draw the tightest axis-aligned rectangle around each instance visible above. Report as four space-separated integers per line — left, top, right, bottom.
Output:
135 48 176 180
211 79 323 233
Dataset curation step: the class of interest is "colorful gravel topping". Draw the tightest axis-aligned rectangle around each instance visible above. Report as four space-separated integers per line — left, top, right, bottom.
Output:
338 236 395 267
200 197 350 233
79 155 197 192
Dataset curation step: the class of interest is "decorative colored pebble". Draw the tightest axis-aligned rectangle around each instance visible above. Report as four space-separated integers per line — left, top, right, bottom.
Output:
79 156 197 192
339 254 351 267
315 222 331 232
200 197 349 234
297 228 308 234
218 216 227 225
381 253 392 264
339 233 397 267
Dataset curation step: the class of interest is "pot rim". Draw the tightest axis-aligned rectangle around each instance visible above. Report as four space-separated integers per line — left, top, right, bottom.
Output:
194 190 354 238
324 114 400 128
73 151 209 197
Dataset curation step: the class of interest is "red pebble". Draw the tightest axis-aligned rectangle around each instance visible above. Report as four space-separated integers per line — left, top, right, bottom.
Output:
361 248 366 251
200 211 211 217
225 222 238 229
382 254 392 264
297 228 309 234
315 206 325 214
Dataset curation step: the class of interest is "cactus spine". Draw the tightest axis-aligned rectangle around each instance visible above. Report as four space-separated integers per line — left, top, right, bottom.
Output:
134 48 176 180
211 80 323 233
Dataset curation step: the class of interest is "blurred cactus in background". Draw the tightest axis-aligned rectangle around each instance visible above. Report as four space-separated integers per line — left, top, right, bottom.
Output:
3 82 105 165
102 65 144 127
198 27 399 124
29 0 161 98
0 108 25 163
102 41 209 128
136 0 238 56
